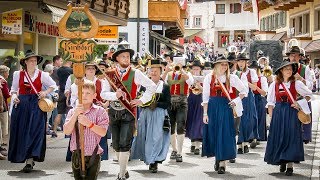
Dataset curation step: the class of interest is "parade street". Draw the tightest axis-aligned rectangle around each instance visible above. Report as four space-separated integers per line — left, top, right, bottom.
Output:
0 95 319 180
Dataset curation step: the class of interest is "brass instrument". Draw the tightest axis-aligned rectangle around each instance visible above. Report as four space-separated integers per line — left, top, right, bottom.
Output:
258 56 273 78
191 84 202 95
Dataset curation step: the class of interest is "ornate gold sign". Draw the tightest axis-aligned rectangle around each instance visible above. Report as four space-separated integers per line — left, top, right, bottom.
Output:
59 39 96 63
58 3 99 40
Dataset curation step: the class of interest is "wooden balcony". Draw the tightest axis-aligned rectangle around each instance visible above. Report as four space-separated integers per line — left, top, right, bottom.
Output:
243 0 313 12
148 0 186 39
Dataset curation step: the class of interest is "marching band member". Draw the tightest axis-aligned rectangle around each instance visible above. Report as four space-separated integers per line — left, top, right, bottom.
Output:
64 82 109 180
202 55 247 174
264 61 312 176
226 50 240 163
235 53 259 153
249 61 268 143
64 62 109 161
131 58 171 173
162 57 194 163
287 46 314 144
185 60 204 155
8 50 56 172
101 46 156 180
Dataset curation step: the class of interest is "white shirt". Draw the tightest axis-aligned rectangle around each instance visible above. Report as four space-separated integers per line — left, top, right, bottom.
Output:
101 67 156 104
259 76 269 96
266 80 312 107
164 71 194 86
11 69 57 93
240 68 259 89
68 76 99 108
300 64 314 90
202 74 248 104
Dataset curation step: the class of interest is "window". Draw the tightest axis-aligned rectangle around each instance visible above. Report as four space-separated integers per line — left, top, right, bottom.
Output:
230 3 241 14
185 18 189 27
194 16 201 27
315 9 320 31
218 31 229 48
275 13 279 29
280 11 286 27
216 4 225 14
298 16 303 34
304 13 310 34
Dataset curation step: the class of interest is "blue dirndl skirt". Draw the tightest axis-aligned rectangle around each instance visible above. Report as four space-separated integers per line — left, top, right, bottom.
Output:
238 90 259 143
185 92 204 140
202 96 236 161
131 107 170 165
8 95 46 163
254 94 267 141
264 102 304 165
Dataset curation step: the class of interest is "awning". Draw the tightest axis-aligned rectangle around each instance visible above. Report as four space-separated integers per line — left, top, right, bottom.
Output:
271 31 286 41
46 4 66 23
150 31 184 52
184 29 203 37
305 40 320 53
194 36 204 44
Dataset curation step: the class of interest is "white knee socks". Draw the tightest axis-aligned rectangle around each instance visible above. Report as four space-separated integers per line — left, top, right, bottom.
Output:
177 134 185 155
195 141 201 149
170 134 178 152
118 151 130 178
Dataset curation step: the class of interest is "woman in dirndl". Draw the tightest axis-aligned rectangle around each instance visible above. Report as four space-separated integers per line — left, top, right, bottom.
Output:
8 50 56 172
131 58 171 173
264 61 312 176
235 53 259 153
249 61 268 142
185 60 204 155
202 56 247 174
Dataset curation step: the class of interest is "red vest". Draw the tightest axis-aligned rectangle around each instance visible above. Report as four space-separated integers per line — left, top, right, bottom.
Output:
95 79 103 102
19 71 42 95
209 75 229 98
253 76 262 94
229 87 237 99
241 70 252 83
168 72 189 96
120 67 138 99
275 82 297 103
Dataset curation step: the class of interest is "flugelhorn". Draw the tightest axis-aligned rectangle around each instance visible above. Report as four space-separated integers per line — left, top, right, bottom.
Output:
258 56 272 77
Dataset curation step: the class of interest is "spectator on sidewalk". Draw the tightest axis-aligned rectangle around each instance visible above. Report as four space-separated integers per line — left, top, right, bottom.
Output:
0 65 10 159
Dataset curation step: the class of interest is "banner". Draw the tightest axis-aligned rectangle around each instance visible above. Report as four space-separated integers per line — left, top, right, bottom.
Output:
2 9 23 34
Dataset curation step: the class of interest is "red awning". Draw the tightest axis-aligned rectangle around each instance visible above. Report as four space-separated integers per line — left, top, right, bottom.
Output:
194 36 204 44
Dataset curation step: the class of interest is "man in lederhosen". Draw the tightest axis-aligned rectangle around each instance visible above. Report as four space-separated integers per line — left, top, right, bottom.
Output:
162 56 194 162
287 46 314 144
101 46 156 180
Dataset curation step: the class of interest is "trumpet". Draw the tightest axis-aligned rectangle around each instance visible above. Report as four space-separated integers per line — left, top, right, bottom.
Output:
263 66 273 77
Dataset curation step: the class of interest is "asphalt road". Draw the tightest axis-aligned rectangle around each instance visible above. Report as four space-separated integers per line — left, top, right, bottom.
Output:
0 96 319 180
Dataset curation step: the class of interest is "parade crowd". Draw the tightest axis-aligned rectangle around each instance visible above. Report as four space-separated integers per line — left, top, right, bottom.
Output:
0 42 319 180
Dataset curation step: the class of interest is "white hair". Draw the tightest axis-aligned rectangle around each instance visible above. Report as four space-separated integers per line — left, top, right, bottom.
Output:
44 64 54 73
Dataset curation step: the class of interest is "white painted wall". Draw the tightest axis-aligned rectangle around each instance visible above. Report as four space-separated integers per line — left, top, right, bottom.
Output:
186 0 257 52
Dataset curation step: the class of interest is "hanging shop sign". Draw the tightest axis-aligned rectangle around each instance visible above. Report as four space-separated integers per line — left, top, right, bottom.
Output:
2 9 23 34
59 39 96 62
95 25 118 39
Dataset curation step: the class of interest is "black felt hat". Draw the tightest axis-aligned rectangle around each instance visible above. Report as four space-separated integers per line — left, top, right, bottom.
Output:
236 53 250 61
189 60 204 69
148 58 162 68
204 61 213 69
274 61 298 75
285 46 301 56
20 50 43 67
227 52 237 61
212 55 230 67
111 45 135 62
248 60 261 69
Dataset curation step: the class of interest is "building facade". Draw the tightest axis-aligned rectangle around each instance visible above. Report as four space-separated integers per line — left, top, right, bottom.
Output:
185 0 257 53
244 0 320 66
